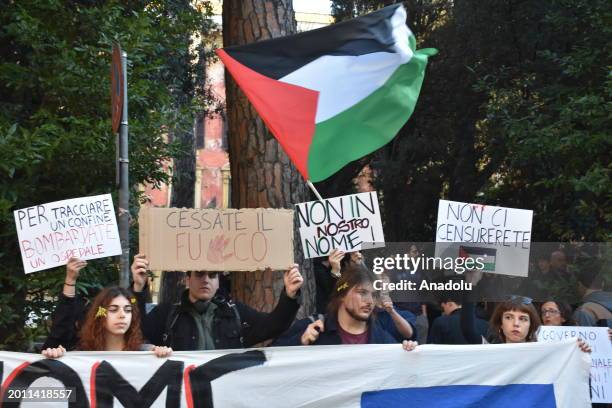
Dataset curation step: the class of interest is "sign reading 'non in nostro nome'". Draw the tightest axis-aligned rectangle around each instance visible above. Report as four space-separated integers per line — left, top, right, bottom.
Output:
296 191 385 259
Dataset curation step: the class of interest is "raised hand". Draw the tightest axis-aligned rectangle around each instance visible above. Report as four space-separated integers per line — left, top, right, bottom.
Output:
131 253 149 292
328 248 345 276
383 300 395 313
65 257 87 284
284 264 304 299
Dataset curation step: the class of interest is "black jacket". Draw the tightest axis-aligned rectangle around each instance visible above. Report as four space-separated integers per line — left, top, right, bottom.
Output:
272 313 398 346
429 308 488 345
42 293 88 350
135 287 300 350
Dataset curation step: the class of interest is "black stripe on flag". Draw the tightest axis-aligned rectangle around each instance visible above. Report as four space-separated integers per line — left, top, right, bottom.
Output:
223 4 402 80
460 246 497 257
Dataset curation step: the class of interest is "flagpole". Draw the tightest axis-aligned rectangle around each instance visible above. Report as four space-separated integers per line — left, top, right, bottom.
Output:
306 180 324 201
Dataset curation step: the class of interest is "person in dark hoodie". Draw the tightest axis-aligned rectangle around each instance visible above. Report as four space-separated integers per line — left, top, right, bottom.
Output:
131 254 304 350
573 266 612 327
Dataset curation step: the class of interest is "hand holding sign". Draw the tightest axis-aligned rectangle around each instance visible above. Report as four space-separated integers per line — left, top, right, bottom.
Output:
577 339 592 353
66 257 87 284
131 253 149 292
328 248 345 276
284 264 303 299
206 234 233 264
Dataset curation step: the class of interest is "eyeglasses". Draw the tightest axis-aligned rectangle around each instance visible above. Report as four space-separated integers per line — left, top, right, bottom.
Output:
505 295 533 305
541 309 560 316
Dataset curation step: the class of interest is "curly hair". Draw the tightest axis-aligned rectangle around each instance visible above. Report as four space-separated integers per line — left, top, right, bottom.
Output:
78 286 143 351
540 299 575 326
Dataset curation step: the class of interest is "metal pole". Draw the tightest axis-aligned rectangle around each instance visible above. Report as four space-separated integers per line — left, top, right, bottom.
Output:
118 51 130 288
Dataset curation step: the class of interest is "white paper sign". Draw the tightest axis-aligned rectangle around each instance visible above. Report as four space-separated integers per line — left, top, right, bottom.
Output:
0 341 591 408
538 325 612 403
434 200 533 277
296 191 385 259
14 194 121 273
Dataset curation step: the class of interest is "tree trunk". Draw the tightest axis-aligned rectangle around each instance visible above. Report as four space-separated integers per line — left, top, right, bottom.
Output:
223 0 314 316
158 124 195 304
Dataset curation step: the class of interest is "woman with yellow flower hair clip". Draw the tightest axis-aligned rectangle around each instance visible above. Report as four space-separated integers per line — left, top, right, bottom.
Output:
41 286 172 358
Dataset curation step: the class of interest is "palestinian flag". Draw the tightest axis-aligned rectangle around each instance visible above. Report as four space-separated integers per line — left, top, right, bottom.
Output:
459 246 497 272
217 4 436 182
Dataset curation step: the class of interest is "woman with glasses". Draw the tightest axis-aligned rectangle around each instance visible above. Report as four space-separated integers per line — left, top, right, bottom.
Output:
41 285 172 358
540 299 575 326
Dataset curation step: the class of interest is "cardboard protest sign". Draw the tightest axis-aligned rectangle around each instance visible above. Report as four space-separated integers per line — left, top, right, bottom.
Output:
139 207 294 271
434 200 533 277
14 194 121 274
296 191 385 259
538 326 612 403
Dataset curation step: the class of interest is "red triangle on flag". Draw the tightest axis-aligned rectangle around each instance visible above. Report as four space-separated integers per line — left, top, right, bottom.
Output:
216 49 319 180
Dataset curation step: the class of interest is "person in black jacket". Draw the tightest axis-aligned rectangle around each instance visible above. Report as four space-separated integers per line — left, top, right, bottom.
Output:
42 257 89 350
428 297 488 344
131 254 304 350
274 263 417 350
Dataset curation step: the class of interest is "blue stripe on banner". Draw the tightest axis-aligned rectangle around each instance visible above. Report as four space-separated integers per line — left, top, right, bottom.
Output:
361 384 557 408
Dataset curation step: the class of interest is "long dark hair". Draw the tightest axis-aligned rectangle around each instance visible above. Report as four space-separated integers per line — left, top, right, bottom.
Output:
327 263 376 317
78 286 143 351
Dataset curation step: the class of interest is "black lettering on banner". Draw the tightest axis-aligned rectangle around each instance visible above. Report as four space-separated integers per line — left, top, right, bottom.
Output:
2 359 89 408
93 360 184 408
187 350 266 408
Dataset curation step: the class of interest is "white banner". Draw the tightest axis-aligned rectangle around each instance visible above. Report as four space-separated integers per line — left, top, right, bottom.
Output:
13 194 121 273
434 200 533 277
538 325 612 403
296 191 385 259
0 342 590 407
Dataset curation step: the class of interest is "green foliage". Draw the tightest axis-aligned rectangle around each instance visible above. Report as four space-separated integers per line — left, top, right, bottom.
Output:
0 0 214 350
330 0 610 243
477 0 611 241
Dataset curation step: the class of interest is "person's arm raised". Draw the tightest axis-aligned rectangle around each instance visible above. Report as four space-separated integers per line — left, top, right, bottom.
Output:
63 257 87 297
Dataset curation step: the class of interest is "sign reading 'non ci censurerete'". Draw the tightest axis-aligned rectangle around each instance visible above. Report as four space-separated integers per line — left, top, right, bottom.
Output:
434 199 533 277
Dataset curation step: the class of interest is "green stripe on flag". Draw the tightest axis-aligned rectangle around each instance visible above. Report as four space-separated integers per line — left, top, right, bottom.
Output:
306 47 434 182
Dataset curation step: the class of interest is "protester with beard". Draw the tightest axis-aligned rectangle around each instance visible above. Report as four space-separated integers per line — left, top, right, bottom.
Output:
274 263 417 351
315 249 364 314
131 254 304 351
